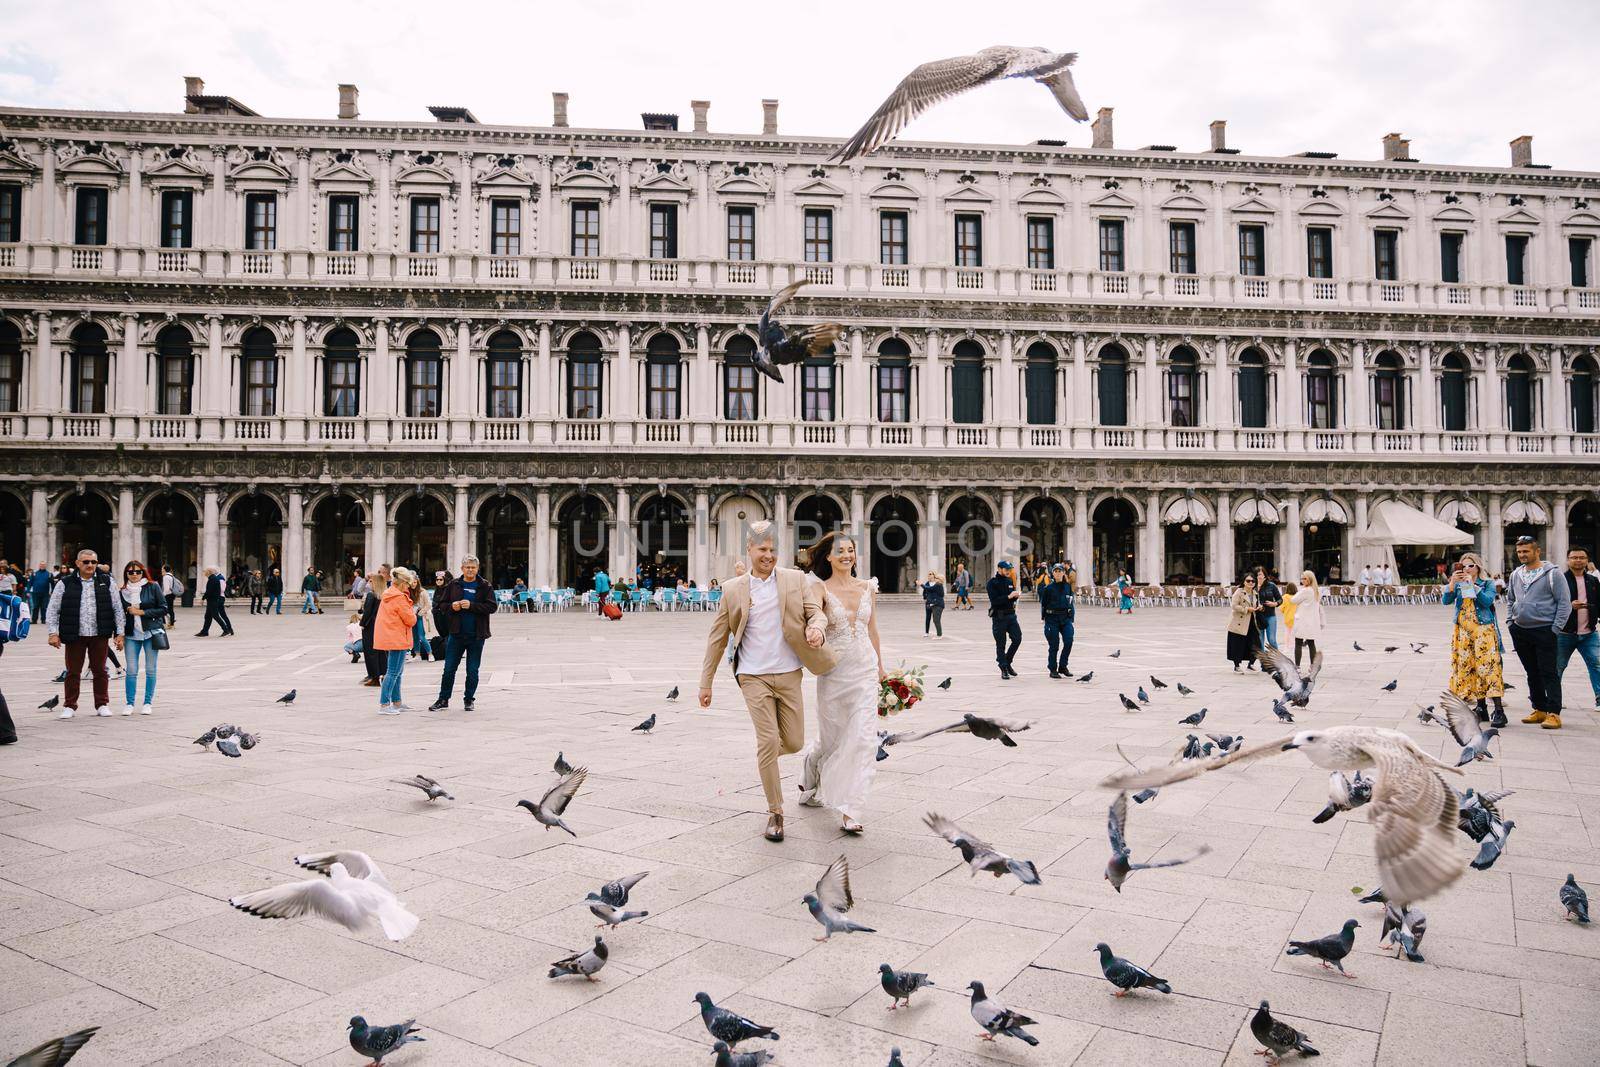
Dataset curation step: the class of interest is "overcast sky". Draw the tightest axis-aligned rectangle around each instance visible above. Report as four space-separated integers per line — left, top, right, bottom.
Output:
3 0 1597 171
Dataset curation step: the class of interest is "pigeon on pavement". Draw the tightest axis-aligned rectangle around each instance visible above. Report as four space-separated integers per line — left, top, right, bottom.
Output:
1176 682 1195 696
1381 680 1398 691
937 677 952 690
238 729 261 750
1285 918 1361 978
886 1048 905 1067
1380 903 1427 962
1272 701 1296 723
1110 649 1121 658
693 992 779 1047
1384 646 1398 653
1179 708 1207 726
1076 671 1094 683
1561 875 1590 923
192 727 217 749
394 774 453 802
1470 817 1515 870
37 695 60 711
1312 770 1373 824
1438 692 1498 765
1094 942 1171 996
1150 675 1168 689
1354 641 1364 651
1261 647 1322 717
1118 694 1140 712
882 713 1034 748
232 853 417 941
666 686 679 700
4 1025 100 1067
554 751 573 776
589 902 649 928
548 935 608 980
967 980 1039 1045
1177 735 1204 761
1105 791 1211 891
713 1041 775 1067
750 280 845 383
923 812 1040 884
1206 733 1244 754
632 714 656 734
517 766 587 836
348 1016 423 1065
1251 1000 1319 1064
588 871 649 908
216 737 242 758
1136 686 1151 703
804 855 875 940
275 689 296 705
879 963 935 1009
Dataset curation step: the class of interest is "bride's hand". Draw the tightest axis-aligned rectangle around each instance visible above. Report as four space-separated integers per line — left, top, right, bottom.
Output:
877 665 887 683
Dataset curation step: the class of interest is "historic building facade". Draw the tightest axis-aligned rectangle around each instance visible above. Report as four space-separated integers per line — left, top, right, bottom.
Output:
0 88 1595 593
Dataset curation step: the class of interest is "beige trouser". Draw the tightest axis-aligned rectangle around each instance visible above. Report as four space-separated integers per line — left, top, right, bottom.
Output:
737 670 805 814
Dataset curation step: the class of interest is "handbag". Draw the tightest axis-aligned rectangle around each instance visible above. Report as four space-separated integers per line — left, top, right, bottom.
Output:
149 627 170 651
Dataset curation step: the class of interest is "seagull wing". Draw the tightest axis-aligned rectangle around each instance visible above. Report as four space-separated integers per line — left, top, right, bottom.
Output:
230 875 370 930
1366 739 1468 903
1038 65 1089 121
830 51 1013 162
1101 733 1298 791
296 850 391 892
541 766 588 817
1108 792 1130 854
765 279 808 320
816 854 854 911
1437 692 1480 747
1257 646 1301 694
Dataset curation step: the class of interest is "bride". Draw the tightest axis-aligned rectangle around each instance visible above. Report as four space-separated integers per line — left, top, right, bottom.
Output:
798 532 885 834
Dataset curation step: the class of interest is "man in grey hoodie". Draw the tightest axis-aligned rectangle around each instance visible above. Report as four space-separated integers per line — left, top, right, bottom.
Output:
1508 534 1573 729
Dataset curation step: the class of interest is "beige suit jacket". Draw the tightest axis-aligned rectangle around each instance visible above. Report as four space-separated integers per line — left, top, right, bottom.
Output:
700 568 836 689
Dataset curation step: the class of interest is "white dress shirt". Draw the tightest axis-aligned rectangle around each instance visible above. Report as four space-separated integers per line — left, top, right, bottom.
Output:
736 569 801 676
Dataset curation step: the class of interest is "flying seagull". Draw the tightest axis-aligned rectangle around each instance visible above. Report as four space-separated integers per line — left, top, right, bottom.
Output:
967 980 1039 1046
4 1025 99 1067
1251 1000 1319 1065
516 766 588 836
1102 726 1468 903
1105 791 1211 891
879 963 935 1009
923 812 1040 884
803 854 875 940
394 774 453 802
275 689 296 705
230 853 418 941
881 713 1034 748
751 281 845 383
348 1016 423 1066
830 47 1088 163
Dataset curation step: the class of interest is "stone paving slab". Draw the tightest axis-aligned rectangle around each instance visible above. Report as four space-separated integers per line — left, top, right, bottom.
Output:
1 602 1597 1064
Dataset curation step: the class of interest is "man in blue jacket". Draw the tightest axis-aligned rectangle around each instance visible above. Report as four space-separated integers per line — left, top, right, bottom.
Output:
987 561 1022 679
28 562 51 622
1039 562 1076 678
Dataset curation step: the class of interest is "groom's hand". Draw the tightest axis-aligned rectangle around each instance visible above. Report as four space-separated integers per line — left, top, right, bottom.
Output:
698 688 712 708
804 626 824 648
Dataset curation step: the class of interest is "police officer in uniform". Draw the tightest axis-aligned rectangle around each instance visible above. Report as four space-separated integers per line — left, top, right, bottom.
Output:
987 560 1022 679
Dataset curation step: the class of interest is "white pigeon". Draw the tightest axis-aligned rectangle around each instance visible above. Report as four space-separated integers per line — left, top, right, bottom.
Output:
230 851 418 941
1102 727 1468 904
830 46 1088 163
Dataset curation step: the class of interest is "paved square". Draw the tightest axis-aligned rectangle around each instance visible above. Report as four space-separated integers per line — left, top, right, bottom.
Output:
0 600 1595 1066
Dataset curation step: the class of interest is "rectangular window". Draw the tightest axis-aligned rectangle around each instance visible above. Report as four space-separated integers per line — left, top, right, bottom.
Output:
1440 233 1464 283
0 183 19 243
570 201 600 257
802 361 835 422
1238 366 1268 428
242 357 277 417
724 361 758 420
1307 374 1334 430
1026 216 1055 270
487 358 520 418
804 208 833 263
648 203 678 259
73 352 106 413
0 349 19 413
74 187 108 245
328 195 359 252
1169 221 1197 274
410 197 440 254
878 363 910 423
951 361 983 423
490 198 521 256
1374 375 1399 431
1306 226 1333 278
1098 219 1125 272
244 193 277 250
568 359 601 418
159 190 193 249
1168 368 1195 426
159 356 193 415
880 211 907 265
408 358 441 418
646 360 680 419
726 205 755 261
1374 229 1399 281
1025 362 1056 425
324 356 359 418
954 213 982 267
1570 236 1591 288
1505 234 1528 286
1238 224 1265 276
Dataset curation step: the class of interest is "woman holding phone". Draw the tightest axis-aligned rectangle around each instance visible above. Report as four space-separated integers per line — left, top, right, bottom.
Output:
1443 551 1506 727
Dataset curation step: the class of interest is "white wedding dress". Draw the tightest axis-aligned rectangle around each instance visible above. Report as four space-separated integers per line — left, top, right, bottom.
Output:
799 576 880 821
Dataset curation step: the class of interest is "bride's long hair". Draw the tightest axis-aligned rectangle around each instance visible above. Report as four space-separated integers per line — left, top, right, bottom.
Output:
808 532 857 581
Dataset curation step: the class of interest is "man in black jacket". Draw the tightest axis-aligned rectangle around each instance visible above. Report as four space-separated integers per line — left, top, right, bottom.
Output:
1039 562 1076 678
429 555 498 711
194 567 235 637
987 560 1022 680
1557 547 1600 709
45 548 125 717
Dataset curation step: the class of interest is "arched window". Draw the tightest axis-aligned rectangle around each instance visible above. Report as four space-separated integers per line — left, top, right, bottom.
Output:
1098 344 1128 426
1167 345 1198 427
0 318 19 413
1305 349 1337 429
323 327 360 418
156 325 195 416
405 329 443 418
70 322 109 414
1237 347 1268 428
877 337 911 423
1440 352 1469 432
950 339 984 425
1372 351 1405 430
1506 353 1534 432
1572 354 1597 435
1024 341 1057 425
566 331 602 419
645 333 681 420
724 334 758 421
486 330 522 419
239 327 278 416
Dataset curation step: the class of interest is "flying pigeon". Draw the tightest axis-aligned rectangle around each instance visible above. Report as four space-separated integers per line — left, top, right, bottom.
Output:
1411 642 1430 651
1260 647 1322 716
1272 701 1295 723
1417 704 1443 727
1149 675 1168 689
1076 671 1094 683
1457 787 1513 842
1357 886 1387 905
588 871 649 909
275 689 296 705
517 766 587 836
875 731 891 762
1286 918 1360 978
1438 692 1498 765
1251 1000 1319 1065
923 812 1040 884
394 774 453 802
937 676 952 690
1118 694 1140 712
1176 682 1194 696
1470 817 1515 870
213 723 237 739
554 751 573 776
1177 735 1203 761
1094 942 1172 996
1353 641 1364 651
1179 707 1207 727
967 980 1039 1045
879 963 935 1009
1101 726 1470 904
348 1016 423 1065
1136 686 1151 704
548 935 608 980
804 854 875 940
632 713 656 734
666 686 679 700
1312 770 1373 824
693 992 779 1047
1132 788 1159 804
1381 680 1398 691
1105 791 1211 892
589 901 649 928
37 695 60 711
713 1041 776 1067
1380 903 1427 962
830 47 1087 163
3 1025 100 1067
231 852 417 941
1110 649 1121 658
1384 646 1398 653
1206 733 1244 755
749 280 845 383
1561 874 1590 923
238 729 261 750
882 713 1034 748
216 737 242 758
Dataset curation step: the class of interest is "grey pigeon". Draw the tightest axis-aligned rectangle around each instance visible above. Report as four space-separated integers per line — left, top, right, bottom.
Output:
1470 817 1514 870
875 731 891 762
548 935 608 980
1439 693 1497 765
1561 874 1590 923
1136 686 1151 703
1179 707 1207 726
1285 918 1360 978
1357 886 1386 905
1110 649 1121 658
1312 770 1372 824
804 855 875 940
275 689 296 705
750 280 845 383
588 870 649 908
554 751 572 776
1353 641 1364 651
923 812 1040 884
1094 942 1171 996
238 729 261 750
1106 791 1211 891
632 713 656 734
693 992 779 1046
213 723 237 739
882 713 1034 748
589 901 649 928
516 766 587 836
1273 700 1296 723
1149 675 1168 689
666 686 679 700
1262 647 1322 716
193 727 217 749
1384 646 1398 653
37 695 60 711
1118 693 1140 712
1206 733 1244 754
348 1016 423 1065
712 1041 775 1067
1132 788 1159 804
4 1025 99 1067
1417 704 1442 727
886 1049 904 1067
51 670 67 684
394 774 452 802
1176 682 1195 696
967 980 1039 1045
216 737 242 758
1381 680 1398 691
1457 787 1514 841
1076 671 1094 682
879 962 935 1009
1178 735 1203 761
1380 903 1427 962
937 677 952 689
1251 1000 1319 1063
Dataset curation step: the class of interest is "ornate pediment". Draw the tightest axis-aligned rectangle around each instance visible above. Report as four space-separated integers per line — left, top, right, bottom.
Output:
635 160 692 194
475 156 540 196
791 175 846 198
942 184 993 204
1296 198 1344 217
57 140 125 179
1363 202 1411 221
145 144 208 181
392 152 455 187
867 180 920 201
312 149 374 185
1562 210 1600 229
1159 193 1207 212
1088 190 1136 211
1229 195 1276 215
0 136 40 183
1015 185 1065 206
1495 207 1540 226
1432 205 1476 224
713 162 771 196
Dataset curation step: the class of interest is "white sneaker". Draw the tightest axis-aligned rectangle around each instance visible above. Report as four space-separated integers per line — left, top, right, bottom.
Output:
377 705 401 716
140 704 154 715
122 704 135 716
57 707 74 719
95 705 112 717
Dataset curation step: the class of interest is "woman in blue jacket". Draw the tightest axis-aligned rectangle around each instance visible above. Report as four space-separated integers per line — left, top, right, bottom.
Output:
1443 551 1505 727
920 571 945 637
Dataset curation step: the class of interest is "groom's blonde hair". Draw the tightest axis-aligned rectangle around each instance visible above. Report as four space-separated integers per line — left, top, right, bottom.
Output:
746 520 776 548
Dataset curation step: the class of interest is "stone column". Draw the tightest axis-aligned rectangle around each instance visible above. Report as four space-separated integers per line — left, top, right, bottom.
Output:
202 313 225 421
1553 494 1570 554
850 488 865 542
451 319 473 424
997 331 1016 427
1142 335 1160 428
773 489 790 566
1546 347 1566 435
285 315 307 442
1211 336 1232 430
201 488 220 571
1283 497 1303 580
1482 346 1502 432
925 487 942 578
692 323 712 423
1354 493 1370 573
692 488 710 588
28 487 49 567
615 324 634 419
30 311 55 415
848 327 868 425
1072 489 1090 583
284 488 305 585
999 489 1016 570
1215 490 1233 583
1141 489 1161 584
116 312 140 419
613 485 632 579
1486 492 1504 574
535 321 553 419
923 328 942 426
115 488 134 567
1071 333 1090 429
368 486 387 568
452 485 469 569
1418 343 1437 434
1281 337 1299 430
370 318 392 420
1351 340 1369 431
534 488 553 587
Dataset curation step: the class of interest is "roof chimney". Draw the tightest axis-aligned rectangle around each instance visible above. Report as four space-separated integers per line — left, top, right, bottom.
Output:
1382 132 1410 161
1209 120 1226 152
1092 107 1113 150
762 98 778 136
338 84 359 120
184 76 203 114
1510 134 1533 168
691 100 709 133
552 92 569 128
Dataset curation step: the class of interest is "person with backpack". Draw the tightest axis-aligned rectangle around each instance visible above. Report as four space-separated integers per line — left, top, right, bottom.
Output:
0 576 30 743
45 548 125 719
159 565 183 625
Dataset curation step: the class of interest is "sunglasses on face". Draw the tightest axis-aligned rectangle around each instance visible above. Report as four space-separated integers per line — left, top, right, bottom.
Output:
127 568 143 575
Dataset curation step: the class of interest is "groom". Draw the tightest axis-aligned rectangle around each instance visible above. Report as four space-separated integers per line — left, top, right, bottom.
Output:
700 521 835 842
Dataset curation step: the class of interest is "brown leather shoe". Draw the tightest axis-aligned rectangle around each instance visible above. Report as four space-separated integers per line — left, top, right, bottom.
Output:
764 813 785 842
361 677 380 687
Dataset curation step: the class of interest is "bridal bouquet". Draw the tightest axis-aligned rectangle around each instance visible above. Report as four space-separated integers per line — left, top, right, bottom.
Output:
878 662 927 717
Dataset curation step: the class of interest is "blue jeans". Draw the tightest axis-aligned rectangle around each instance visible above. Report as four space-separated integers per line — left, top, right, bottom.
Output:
1260 614 1280 650
301 592 319 613
1557 631 1600 701
124 636 159 705
412 616 428 656
439 634 486 702
266 594 282 614
379 649 407 706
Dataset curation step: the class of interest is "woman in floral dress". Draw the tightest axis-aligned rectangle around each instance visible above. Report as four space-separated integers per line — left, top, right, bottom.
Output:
1443 551 1506 727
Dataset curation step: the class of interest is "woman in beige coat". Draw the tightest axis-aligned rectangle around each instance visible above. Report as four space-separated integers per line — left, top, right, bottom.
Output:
1288 569 1325 668
1227 573 1261 671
